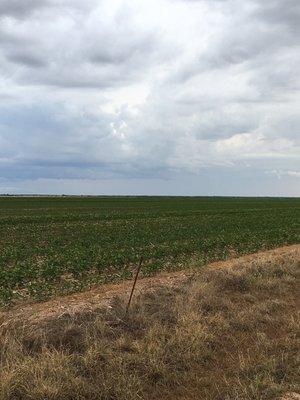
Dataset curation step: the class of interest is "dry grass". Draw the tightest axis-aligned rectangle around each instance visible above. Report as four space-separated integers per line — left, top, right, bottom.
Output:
0 249 299 400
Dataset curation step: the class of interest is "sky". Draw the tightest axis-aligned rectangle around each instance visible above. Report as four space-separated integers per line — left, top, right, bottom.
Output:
0 0 299 196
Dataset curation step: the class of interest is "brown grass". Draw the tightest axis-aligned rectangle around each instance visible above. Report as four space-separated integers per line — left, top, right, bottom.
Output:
0 247 299 400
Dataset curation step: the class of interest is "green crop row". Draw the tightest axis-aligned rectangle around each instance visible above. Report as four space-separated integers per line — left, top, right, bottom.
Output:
0 196 299 305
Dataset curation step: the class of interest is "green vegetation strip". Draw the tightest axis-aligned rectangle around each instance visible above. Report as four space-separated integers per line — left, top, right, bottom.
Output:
0 196 299 305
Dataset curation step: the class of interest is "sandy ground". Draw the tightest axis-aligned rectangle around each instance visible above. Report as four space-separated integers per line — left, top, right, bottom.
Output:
1 244 299 329
280 394 300 400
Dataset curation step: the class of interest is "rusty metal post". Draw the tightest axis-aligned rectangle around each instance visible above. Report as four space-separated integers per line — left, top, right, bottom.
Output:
125 256 143 315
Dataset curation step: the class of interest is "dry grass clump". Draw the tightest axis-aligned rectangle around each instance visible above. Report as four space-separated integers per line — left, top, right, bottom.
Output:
0 254 299 400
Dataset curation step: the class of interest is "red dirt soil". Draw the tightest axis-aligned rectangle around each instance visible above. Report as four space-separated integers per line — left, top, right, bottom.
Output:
1 244 299 329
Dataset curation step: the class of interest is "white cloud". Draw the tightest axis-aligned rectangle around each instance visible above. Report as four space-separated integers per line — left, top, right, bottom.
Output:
0 0 299 194
268 169 300 180
287 170 300 178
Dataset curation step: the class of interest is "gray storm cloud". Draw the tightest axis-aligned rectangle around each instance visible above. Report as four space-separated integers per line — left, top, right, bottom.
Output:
0 0 299 195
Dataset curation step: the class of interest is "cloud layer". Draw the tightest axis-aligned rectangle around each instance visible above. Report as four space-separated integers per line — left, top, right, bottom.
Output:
0 0 299 195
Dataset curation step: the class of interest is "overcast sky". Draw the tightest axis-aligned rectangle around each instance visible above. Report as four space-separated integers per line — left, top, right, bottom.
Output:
0 0 299 196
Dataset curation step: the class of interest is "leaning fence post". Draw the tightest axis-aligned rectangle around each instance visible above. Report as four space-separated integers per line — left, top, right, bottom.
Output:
125 256 143 316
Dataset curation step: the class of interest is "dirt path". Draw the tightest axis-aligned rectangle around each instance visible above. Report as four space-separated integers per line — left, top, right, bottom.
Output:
1 244 299 329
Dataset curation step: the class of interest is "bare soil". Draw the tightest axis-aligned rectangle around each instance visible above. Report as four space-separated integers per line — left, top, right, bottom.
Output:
0 244 299 400
1 244 299 329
